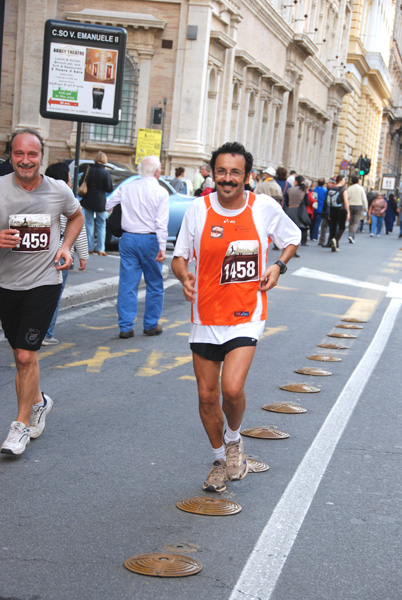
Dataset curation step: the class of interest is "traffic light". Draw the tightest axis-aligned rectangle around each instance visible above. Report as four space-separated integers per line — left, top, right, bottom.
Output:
364 158 371 175
354 155 371 176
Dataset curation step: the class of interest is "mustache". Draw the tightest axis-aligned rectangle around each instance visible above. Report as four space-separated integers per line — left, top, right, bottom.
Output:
17 162 35 168
217 181 237 188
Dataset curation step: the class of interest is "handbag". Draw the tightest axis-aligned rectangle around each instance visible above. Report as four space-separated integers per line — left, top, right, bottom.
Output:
107 203 123 237
297 194 311 227
77 168 89 197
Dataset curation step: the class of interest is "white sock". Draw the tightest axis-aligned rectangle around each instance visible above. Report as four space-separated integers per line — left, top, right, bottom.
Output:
224 426 241 444
35 393 45 407
212 445 226 462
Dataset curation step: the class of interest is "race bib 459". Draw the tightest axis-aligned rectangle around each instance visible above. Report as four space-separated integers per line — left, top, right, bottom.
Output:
10 214 51 252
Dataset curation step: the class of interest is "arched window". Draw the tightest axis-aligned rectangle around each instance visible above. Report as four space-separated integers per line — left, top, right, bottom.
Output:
85 57 138 145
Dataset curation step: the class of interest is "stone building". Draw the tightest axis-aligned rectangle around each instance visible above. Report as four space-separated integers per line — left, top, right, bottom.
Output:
1 1 353 181
335 0 395 188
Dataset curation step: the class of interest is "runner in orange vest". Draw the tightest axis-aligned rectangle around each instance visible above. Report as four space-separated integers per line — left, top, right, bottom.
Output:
172 142 301 492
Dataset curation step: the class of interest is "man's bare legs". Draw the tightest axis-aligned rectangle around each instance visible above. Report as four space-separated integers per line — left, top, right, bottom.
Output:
13 348 42 426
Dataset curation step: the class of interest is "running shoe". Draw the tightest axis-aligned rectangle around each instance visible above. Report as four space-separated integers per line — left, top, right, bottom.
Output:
202 459 227 492
348 236 355 244
331 238 337 252
1 421 30 455
225 437 248 481
42 336 59 346
29 393 53 439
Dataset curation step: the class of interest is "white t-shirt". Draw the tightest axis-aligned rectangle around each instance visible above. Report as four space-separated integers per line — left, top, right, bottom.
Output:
174 191 301 344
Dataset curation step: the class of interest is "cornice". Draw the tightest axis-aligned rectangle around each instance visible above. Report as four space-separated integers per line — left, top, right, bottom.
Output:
240 0 293 47
65 9 166 30
210 29 236 49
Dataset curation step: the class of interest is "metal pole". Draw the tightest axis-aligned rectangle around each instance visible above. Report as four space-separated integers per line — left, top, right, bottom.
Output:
73 121 82 197
160 97 167 161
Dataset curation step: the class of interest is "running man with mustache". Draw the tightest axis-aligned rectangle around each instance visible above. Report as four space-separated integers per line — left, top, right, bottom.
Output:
0 129 84 455
172 142 301 492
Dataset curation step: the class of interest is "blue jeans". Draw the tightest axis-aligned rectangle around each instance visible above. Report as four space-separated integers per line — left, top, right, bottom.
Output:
84 209 108 253
46 268 69 338
371 215 384 236
311 213 322 240
117 233 164 332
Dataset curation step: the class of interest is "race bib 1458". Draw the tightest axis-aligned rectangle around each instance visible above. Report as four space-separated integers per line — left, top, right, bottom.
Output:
220 240 259 284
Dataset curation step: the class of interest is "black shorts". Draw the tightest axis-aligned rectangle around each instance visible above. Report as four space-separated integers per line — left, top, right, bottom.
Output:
0 284 62 351
190 337 257 362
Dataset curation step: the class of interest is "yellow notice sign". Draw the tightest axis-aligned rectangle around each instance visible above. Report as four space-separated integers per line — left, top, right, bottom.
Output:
135 129 162 164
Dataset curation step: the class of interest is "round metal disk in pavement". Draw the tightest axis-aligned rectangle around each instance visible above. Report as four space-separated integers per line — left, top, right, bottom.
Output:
176 497 242 516
262 402 307 414
328 332 357 339
318 343 349 350
341 317 368 323
295 367 332 376
241 427 290 439
280 383 321 393
336 323 363 330
307 354 342 362
247 459 270 472
124 552 202 577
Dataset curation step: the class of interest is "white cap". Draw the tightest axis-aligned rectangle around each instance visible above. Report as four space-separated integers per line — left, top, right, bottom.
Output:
263 166 276 176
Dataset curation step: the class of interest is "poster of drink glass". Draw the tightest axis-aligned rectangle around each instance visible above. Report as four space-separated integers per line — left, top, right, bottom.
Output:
40 20 126 125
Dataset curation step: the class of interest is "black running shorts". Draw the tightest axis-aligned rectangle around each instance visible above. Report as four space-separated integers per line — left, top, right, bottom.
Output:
0 284 62 351
190 337 257 362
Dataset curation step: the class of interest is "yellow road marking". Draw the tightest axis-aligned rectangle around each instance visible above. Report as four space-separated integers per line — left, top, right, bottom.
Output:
164 319 191 330
176 332 189 336
382 268 398 274
137 349 192 377
179 375 196 381
260 325 288 339
55 346 140 373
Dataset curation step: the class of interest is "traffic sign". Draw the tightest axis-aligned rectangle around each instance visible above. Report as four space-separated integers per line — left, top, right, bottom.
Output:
340 160 349 170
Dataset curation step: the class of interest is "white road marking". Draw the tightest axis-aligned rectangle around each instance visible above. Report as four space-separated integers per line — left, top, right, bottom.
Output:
293 267 388 292
229 295 402 600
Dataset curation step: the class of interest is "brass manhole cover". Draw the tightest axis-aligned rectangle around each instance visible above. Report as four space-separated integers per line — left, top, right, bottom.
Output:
328 332 357 339
241 427 289 439
124 552 202 577
342 318 367 323
318 343 349 350
280 383 320 393
176 497 242 516
336 323 363 330
262 402 306 413
295 367 332 376
247 459 270 472
307 354 342 362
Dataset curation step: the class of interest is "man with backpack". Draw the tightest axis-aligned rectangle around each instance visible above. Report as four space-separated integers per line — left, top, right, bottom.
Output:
327 174 350 252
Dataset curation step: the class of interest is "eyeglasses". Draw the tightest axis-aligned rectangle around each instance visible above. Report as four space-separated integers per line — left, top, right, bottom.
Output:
214 169 245 178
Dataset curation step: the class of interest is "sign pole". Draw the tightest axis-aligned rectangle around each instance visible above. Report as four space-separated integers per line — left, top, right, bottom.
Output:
73 121 82 198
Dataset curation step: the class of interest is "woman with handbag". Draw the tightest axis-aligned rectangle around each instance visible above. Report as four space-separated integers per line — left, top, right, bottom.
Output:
79 151 113 255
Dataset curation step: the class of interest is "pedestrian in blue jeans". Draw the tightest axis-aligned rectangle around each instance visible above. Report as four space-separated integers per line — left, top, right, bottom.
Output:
368 193 387 237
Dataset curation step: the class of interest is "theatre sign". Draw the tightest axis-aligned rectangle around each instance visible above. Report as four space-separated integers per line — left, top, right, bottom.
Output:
40 20 126 125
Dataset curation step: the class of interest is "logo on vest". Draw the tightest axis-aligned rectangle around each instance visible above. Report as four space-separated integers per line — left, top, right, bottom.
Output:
211 225 223 238
234 311 249 317
224 218 235 224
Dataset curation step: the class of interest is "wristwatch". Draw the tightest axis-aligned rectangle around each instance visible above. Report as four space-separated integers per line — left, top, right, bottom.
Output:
274 260 287 274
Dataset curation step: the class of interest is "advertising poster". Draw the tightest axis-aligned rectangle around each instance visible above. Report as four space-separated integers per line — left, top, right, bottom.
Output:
41 20 126 125
135 129 163 164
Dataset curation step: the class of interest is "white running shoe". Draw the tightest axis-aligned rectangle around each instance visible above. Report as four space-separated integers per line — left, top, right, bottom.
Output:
29 393 53 439
42 337 59 346
1 421 31 455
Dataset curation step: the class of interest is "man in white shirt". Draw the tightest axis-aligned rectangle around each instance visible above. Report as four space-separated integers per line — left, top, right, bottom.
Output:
106 155 169 338
347 176 368 243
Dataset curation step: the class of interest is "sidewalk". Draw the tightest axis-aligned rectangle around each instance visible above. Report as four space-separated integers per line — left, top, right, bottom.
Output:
60 251 169 309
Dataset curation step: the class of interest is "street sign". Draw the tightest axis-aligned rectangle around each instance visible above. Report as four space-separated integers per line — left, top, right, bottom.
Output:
340 160 349 170
382 175 396 190
40 20 126 125
135 129 163 164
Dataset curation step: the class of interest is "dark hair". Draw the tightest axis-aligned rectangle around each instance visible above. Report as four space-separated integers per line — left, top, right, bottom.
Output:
210 141 253 175
10 128 45 155
317 178 325 186
351 176 359 184
175 167 185 177
295 174 305 191
45 161 70 184
336 174 345 184
276 166 287 181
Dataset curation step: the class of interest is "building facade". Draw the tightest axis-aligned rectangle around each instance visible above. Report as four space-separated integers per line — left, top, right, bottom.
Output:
1 0 354 181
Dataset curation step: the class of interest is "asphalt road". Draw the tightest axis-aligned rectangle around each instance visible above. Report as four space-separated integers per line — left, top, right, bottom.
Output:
1 231 402 600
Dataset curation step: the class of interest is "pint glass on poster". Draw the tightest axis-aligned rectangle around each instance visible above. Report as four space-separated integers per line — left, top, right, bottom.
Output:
92 86 105 110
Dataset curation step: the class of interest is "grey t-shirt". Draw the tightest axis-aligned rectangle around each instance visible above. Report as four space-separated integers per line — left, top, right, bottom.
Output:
0 173 80 290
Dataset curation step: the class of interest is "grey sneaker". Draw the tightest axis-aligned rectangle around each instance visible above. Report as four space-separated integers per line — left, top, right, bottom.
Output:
29 393 53 439
202 459 227 493
225 437 248 481
42 336 59 346
1 421 30 455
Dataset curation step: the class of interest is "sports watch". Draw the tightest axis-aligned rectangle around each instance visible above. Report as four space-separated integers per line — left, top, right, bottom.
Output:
274 260 287 274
